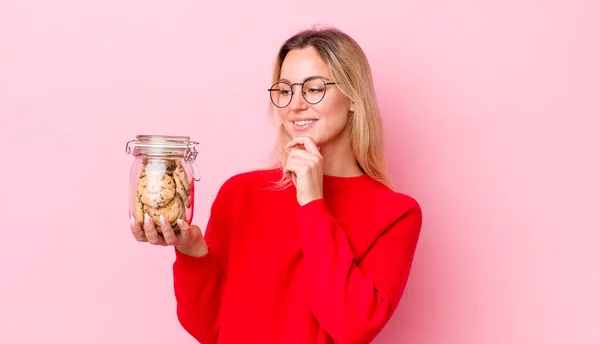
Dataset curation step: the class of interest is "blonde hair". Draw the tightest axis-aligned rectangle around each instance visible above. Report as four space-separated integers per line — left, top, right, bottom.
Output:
265 25 394 190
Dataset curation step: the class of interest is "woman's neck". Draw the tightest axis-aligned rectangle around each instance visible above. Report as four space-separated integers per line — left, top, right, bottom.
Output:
319 134 363 177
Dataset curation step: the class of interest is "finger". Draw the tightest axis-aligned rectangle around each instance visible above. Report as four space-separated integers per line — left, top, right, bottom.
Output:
283 165 297 184
283 162 308 177
286 138 306 152
283 155 295 179
286 147 318 171
130 216 147 242
300 137 320 155
144 213 165 246
288 148 320 163
283 169 293 180
283 161 297 177
287 137 320 154
177 219 192 243
287 158 316 172
286 137 301 149
160 215 179 246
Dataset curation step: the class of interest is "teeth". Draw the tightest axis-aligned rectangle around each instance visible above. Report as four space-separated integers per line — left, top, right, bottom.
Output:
293 119 316 126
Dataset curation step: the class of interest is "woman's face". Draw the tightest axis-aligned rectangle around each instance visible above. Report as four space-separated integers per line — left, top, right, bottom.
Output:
275 47 354 148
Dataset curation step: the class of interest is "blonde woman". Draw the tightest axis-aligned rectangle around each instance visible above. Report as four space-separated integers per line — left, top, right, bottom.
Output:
131 26 422 344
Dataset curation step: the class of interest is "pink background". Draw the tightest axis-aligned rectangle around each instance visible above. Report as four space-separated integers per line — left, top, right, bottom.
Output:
1 0 598 343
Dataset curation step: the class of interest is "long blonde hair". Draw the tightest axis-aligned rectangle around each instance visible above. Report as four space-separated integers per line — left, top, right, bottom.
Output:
265 25 394 190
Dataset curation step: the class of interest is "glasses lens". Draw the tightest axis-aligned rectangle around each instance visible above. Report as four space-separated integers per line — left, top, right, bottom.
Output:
302 78 326 104
269 82 292 107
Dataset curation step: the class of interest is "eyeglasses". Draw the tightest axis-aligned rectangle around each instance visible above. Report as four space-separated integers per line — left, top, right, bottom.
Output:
268 76 337 108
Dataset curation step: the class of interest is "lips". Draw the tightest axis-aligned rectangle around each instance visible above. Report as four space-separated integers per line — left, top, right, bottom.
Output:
292 117 318 124
293 119 317 126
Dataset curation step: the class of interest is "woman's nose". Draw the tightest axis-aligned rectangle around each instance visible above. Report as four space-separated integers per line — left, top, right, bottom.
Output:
289 87 308 111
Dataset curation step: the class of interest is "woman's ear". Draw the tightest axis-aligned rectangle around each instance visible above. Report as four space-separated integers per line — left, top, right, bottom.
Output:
349 101 355 112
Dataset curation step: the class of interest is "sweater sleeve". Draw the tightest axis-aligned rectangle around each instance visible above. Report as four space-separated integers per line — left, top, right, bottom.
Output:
172 182 233 344
297 198 422 344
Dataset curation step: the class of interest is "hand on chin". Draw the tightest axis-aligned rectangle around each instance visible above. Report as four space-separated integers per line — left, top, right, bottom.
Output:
291 133 320 145
283 136 324 206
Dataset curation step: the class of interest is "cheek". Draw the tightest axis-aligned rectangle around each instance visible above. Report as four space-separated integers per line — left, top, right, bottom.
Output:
316 96 350 126
276 108 290 122
276 109 293 135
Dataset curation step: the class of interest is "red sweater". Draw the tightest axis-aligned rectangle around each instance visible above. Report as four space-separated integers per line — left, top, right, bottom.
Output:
172 168 422 344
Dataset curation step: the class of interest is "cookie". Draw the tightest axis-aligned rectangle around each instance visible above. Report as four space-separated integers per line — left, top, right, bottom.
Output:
175 160 192 194
173 173 191 208
133 191 145 226
144 194 186 232
137 174 176 209
139 169 173 179
175 194 187 223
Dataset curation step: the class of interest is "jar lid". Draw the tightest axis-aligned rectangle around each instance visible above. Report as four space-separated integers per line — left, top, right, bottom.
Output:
125 134 201 181
125 135 198 156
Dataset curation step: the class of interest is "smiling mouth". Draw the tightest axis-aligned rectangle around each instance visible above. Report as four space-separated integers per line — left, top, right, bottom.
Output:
293 119 318 127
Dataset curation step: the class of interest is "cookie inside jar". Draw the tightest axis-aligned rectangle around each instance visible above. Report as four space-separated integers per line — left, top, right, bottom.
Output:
133 158 193 232
127 135 200 234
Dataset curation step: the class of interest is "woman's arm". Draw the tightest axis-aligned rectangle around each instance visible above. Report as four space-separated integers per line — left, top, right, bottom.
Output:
172 182 234 344
297 198 422 344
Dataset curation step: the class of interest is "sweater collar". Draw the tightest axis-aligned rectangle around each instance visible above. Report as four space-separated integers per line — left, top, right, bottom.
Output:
323 173 371 190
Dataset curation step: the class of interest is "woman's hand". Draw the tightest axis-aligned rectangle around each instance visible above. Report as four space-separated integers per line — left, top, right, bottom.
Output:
130 214 209 258
283 136 324 206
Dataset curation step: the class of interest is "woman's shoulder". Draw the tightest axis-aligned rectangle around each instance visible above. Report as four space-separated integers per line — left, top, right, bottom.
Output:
217 167 283 195
362 176 422 216
224 167 281 185
355 179 423 240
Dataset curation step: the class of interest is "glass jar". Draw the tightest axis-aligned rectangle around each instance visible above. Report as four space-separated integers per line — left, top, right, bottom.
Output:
125 135 201 233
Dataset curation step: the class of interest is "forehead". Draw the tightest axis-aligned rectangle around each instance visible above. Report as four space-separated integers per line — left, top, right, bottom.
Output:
280 47 332 82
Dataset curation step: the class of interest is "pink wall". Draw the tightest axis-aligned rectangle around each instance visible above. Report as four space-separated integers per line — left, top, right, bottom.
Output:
1 0 598 343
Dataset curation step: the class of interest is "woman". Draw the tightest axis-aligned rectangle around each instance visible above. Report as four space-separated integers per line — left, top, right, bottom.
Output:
130 26 422 344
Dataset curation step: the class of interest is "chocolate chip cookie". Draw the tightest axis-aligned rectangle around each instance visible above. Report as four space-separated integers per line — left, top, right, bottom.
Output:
144 193 186 232
133 191 145 226
137 174 176 209
173 173 191 208
175 160 192 194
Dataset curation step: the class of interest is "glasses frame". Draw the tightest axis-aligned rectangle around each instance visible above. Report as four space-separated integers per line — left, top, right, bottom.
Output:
267 76 337 108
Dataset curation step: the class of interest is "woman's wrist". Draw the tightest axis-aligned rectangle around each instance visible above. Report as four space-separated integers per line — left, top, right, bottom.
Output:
176 240 209 258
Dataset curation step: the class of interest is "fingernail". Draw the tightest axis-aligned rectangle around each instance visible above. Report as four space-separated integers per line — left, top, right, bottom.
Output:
160 215 166 225
130 216 135 229
144 213 150 225
177 219 184 227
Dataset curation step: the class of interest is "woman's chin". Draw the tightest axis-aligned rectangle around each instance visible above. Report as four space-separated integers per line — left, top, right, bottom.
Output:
295 134 319 143
284 126 323 145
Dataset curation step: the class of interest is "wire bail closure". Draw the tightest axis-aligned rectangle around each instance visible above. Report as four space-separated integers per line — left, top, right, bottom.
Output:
125 137 201 182
125 140 135 155
183 143 201 182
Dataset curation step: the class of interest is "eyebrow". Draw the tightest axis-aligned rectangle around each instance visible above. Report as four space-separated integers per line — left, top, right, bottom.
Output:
278 75 331 83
